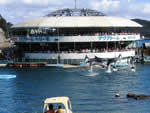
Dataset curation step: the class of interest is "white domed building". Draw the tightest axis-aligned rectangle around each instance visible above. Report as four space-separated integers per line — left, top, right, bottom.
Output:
11 8 142 65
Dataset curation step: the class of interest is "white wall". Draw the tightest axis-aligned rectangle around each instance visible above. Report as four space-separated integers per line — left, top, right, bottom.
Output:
25 51 135 59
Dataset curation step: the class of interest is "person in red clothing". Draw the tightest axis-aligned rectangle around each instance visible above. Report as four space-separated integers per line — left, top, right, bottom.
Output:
46 104 56 113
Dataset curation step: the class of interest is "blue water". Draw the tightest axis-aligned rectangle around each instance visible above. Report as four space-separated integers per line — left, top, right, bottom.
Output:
0 64 150 113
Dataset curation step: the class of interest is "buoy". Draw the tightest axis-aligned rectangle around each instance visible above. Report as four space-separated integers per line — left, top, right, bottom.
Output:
115 93 120 97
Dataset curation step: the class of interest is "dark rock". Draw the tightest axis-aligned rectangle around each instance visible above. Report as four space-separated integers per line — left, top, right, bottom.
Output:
127 93 150 100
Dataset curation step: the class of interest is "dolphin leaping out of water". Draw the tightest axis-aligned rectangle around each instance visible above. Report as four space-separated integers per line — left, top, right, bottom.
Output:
84 55 107 68
105 54 122 72
106 54 122 67
129 57 136 72
82 54 122 72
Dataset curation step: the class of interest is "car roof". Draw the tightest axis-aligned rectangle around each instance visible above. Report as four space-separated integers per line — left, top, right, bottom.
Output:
44 96 70 104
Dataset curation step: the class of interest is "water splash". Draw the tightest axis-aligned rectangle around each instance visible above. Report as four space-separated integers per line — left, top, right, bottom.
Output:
87 72 99 77
130 64 136 72
88 65 93 73
79 66 99 77
131 66 136 72
113 67 118 72
106 64 112 73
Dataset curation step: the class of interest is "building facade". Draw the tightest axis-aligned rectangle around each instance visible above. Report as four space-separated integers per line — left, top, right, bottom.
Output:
11 8 142 65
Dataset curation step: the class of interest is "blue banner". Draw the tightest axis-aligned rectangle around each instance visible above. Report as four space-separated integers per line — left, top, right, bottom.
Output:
99 36 120 40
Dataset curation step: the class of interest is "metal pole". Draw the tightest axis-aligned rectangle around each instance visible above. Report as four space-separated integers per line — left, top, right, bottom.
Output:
119 41 121 50
107 42 108 50
75 0 77 9
74 42 76 50
57 41 60 52
91 42 93 52
57 28 60 53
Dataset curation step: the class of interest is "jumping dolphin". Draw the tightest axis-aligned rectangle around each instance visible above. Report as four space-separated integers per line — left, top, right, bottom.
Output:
129 57 136 72
84 55 107 68
82 54 122 71
106 54 122 67
105 54 122 72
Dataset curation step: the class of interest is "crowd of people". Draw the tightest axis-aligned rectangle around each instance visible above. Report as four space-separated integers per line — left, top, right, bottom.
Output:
24 48 135 54
12 31 139 37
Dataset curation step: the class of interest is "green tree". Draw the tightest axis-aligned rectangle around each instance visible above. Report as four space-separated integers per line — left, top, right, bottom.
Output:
0 15 9 38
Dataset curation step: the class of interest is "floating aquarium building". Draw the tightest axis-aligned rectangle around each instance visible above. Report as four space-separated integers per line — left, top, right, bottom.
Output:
11 8 142 65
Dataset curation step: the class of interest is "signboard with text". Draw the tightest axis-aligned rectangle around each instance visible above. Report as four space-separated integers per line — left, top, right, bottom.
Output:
17 35 140 42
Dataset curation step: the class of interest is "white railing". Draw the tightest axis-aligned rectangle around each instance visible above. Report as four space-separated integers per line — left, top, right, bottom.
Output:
24 50 135 59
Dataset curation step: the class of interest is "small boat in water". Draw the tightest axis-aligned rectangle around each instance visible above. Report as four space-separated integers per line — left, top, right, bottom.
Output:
43 96 72 113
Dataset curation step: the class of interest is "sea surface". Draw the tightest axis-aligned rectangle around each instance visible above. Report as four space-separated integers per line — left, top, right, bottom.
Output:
0 64 150 113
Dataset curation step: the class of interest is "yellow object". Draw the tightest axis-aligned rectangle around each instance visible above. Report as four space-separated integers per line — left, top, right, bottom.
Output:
57 108 63 113
115 93 120 97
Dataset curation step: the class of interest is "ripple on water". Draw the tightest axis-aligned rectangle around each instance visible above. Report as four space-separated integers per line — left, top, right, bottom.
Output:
0 64 150 113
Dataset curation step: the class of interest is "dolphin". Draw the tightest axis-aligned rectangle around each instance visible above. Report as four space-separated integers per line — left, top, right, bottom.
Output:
82 54 122 72
84 55 107 68
106 54 122 66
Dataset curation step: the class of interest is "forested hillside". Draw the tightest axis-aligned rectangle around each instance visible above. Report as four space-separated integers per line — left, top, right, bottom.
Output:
132 19 150 39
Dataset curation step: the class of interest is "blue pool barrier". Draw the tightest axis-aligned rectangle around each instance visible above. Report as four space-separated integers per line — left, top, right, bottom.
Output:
0 74 16 79
56 64 63 68
80 61 86 66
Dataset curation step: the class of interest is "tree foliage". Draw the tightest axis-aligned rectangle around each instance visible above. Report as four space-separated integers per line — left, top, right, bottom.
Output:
0 15 13 38
132 19 150 39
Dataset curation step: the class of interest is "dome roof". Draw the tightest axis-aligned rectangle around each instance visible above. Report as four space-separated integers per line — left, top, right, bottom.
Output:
46 8 105 17
12 8 142 28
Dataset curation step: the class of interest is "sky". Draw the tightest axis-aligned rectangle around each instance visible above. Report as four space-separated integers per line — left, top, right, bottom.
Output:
0 0 150 24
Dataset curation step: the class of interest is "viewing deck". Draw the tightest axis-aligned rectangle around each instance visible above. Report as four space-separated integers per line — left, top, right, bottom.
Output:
15 33 140 43
25 50 135 58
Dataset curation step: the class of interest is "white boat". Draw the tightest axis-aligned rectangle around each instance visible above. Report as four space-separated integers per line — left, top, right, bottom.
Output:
43 96 72 113
11 8 142 65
